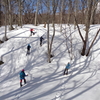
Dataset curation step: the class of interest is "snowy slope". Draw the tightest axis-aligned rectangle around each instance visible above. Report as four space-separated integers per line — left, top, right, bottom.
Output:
0 24 100 100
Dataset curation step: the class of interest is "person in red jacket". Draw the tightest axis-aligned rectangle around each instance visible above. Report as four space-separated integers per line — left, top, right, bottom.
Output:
30 28 35 36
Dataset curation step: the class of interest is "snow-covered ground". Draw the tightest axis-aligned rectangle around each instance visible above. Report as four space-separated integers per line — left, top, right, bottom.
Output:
0 24 100 100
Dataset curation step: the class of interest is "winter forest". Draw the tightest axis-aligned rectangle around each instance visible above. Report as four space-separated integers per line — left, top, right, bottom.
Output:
0 0 100 100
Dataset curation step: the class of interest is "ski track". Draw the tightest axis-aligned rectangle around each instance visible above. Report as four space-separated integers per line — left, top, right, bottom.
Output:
55 75 67 100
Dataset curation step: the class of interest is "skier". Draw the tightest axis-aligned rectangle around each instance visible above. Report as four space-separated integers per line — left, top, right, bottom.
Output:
30 28 35 36
40 36 44 46
26 44 31 55
19 69 28 87
64 62 70 75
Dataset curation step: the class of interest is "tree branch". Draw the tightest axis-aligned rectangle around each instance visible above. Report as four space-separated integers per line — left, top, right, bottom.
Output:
86 28 100 56
73 14 85 43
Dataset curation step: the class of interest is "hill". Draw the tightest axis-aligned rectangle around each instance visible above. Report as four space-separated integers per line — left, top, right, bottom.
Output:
0 24 100 100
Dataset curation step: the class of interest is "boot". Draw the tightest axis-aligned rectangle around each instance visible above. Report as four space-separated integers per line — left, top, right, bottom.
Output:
24 79 26 84
20 82 22 87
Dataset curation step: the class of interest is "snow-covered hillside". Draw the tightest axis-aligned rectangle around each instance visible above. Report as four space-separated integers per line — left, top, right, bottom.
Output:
0 24 100 100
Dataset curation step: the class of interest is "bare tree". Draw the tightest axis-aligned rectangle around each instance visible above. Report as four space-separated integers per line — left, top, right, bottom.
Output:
90 0 99 24
2 0 9 41
34 0 39 26
0 0 2 27
46 0 51 63
74 0 79 29
81 0 93 56
59 0 65 32
43 0 59 63
67 0 73 25
74 0 100 56
17 0 23 27
8 0 14 30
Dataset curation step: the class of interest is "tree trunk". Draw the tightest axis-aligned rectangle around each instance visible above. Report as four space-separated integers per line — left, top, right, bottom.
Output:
90 0 97 24
34 0 39 26
74 0 78 29
8 0 14 30
46 0 51 63
5 9 7 40
47 20 51 63
0 0 1 27
4 0 8 41
18 0 23 27
67 0 72 25
59 0 64 32
81 0 93 56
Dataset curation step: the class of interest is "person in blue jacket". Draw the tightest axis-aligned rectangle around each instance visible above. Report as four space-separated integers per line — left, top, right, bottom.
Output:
20 69 28 87
64 62 70 75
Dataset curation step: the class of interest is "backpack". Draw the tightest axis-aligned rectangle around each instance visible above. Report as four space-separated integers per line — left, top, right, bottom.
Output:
20 71 25 79
27 45 31 50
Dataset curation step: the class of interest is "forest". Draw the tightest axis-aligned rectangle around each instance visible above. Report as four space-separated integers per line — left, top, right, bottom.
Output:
0 0 100 26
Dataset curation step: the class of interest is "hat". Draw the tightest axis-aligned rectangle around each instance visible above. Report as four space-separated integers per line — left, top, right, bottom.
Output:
22 69 24 71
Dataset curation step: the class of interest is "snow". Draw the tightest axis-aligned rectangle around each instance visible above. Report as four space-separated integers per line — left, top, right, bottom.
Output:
0 24 100 100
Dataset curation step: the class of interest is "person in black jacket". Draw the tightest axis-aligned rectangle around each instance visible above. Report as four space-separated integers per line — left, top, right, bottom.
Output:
40 36 44 46
26 44 31 55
